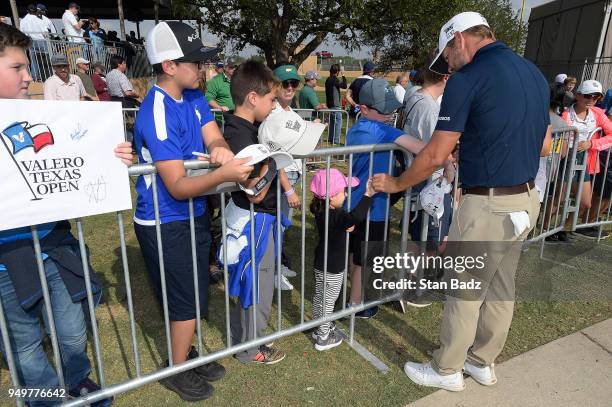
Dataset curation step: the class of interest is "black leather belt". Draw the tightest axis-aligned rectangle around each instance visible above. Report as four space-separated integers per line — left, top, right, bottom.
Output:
463 180 535 196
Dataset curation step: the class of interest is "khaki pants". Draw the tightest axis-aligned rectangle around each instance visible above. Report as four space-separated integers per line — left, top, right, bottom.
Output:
432 185 540 374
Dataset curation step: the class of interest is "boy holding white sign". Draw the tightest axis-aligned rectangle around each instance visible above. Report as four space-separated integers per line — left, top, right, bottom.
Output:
133 22 253 401
0 22 133 406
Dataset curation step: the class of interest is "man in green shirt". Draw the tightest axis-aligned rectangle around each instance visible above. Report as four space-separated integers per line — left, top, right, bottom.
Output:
75 57 96 99
298 71 326 114
205 58 237 111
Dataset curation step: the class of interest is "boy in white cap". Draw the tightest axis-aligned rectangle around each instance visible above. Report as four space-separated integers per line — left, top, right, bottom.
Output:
133 21 252 401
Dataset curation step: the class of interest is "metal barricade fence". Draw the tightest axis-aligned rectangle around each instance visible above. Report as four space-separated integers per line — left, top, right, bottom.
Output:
293 109 350 165
27 34 151 82
569 128 612 240
0 143 436 406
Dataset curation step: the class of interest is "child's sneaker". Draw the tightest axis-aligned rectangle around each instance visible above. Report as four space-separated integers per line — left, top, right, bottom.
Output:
354 305 378 319
311 322 337 340
249 345 286 365
280 264 297 277
68 377 113 407
314 330 343 351
275 274 294 290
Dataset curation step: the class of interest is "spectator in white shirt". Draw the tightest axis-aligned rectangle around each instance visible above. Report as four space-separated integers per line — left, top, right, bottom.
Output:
36 4 57 34
393 73 409 103
62 3 84 43
20 4 48 81
44 54 91 100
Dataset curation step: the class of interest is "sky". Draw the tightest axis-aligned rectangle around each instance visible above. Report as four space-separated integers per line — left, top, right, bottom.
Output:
48 0 551 58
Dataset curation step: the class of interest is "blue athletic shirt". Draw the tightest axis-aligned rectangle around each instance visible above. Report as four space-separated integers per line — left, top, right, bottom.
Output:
0 223 55 271
346 118 403 221
133 86 215 225
435 42 549 188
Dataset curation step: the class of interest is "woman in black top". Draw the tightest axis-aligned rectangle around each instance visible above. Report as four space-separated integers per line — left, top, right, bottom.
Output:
309 168 374 351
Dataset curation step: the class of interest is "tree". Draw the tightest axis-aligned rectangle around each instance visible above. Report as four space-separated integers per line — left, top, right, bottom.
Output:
173 0 380 68
366 0 526 72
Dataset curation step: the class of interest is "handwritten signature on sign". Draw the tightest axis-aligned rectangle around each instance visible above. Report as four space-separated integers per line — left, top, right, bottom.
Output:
84 176 107 203
70 123 88 141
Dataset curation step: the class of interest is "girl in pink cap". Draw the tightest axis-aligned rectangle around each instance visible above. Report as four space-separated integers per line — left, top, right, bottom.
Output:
308 168 374 350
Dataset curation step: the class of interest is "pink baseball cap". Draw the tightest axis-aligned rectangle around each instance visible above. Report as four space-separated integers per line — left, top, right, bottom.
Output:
310 168 359 199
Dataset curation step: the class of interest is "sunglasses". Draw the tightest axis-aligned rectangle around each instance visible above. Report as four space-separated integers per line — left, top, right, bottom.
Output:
580 93 601 100
282 79 300 89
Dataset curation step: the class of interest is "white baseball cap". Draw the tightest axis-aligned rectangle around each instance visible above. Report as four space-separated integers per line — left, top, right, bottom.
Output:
75 57 90 65
576 80 603 96
258 109 325 155
234 144 294 196
145 21 220 65
554 73 568 84
235 144 294 169
430 12 489 75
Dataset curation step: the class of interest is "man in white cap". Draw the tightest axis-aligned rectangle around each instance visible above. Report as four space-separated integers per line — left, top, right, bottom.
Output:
372 11 552 391
74 57 96 98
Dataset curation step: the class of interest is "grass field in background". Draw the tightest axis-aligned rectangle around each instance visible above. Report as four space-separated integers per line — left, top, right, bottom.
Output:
1 171 611 406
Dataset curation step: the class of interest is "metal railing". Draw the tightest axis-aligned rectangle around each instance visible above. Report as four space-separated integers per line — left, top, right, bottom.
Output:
1 120 610 405
0 142 434 406
27 33 151 82
535 57 612 90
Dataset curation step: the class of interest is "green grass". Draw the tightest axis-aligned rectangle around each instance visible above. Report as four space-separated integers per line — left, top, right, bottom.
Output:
1 179 611 406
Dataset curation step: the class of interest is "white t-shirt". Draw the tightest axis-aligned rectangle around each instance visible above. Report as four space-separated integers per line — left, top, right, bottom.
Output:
62 10 84 42
41 15 57 34
393 83 406 104
20 14 47 40
566 105 597 143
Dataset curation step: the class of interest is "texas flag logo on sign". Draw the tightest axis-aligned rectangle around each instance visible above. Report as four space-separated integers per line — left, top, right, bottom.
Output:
2 121 55 154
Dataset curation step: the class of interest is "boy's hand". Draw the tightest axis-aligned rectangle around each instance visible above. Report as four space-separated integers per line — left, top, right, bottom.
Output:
287 190 301 208
365 178 376 197
218 157 253 182
210 146 234 165
114 141 134 166
346 225 355 233
443 162 455 183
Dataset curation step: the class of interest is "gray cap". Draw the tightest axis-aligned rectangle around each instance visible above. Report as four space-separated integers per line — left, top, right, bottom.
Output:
359 78 402 115
225 57 238 67
50 54 69 66
304 70 319 80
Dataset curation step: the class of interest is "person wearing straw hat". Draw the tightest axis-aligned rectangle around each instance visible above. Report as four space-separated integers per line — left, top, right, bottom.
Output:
372 11 551 391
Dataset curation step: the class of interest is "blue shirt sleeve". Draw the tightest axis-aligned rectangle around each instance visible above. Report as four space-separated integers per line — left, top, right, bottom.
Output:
141 97 184 162
379 122 404 143
435 72 476 133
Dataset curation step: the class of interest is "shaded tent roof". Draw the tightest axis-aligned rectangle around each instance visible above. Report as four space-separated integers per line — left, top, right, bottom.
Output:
524 0 609 63
1 0 173 21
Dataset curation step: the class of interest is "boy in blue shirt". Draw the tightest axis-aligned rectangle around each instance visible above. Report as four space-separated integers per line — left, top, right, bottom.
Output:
346 78 454 318
133 22 252 401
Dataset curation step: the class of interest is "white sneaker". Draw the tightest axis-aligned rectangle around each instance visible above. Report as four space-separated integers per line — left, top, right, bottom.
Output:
464 361 497 386
275 275 294 290
404 361 465 392
280 265 297 278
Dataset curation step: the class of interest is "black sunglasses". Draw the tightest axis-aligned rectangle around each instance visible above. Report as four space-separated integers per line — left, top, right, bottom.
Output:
282 79 300 89
580 93 601 100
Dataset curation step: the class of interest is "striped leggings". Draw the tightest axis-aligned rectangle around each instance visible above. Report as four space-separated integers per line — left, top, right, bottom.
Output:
312 269 344 338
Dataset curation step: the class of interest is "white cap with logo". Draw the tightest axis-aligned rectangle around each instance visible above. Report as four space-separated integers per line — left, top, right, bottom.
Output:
430 11 489 75
145 21 220 65
576 80 603 96
258 109 325 155
234 144 294 196
554 73 568 84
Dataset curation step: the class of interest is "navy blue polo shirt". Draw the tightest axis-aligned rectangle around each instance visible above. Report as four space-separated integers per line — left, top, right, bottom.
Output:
436 41 550 188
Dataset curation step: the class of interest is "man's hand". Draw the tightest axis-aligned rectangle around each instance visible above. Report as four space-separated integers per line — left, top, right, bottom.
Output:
443 162 455 183
217 157 253 183
209 146 234 165
220 106 229 112
114 141 134 166
371 173 401 193
286 190 300 208
577 140 592 152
